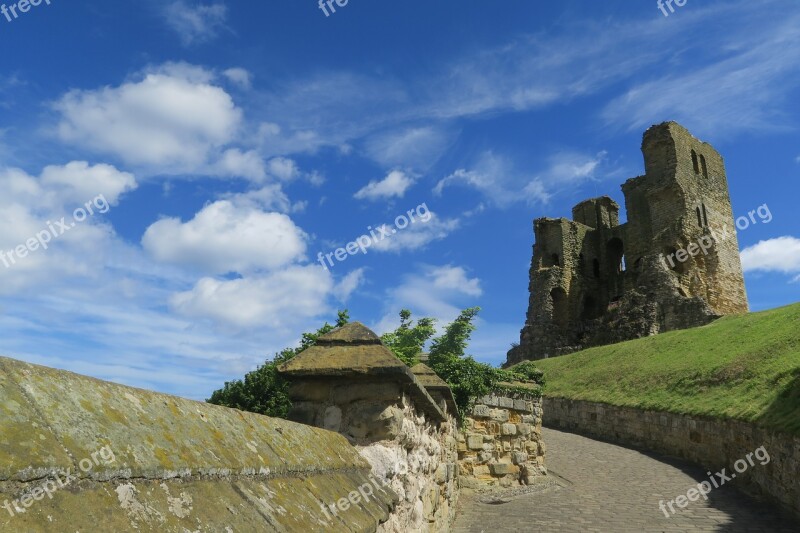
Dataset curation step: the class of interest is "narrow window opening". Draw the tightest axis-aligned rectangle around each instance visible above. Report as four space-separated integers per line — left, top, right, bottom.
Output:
702 204 708 226
696 207 703 228
691 150 700 174
700 154 708 179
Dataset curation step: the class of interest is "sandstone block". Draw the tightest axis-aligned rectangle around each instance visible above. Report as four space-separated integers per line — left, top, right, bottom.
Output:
501 423 517 436
472 404 491 418
489 409 509 422
489 462 518 476
467 434 483 450
511 451 528 465
517 423 531 436
513 399 529 411
499 397 514 409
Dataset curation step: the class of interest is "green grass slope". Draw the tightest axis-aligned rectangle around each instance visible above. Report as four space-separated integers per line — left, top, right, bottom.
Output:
532 303 800 436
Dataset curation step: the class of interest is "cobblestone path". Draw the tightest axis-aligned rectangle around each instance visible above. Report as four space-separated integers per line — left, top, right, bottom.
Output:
452 428 799 532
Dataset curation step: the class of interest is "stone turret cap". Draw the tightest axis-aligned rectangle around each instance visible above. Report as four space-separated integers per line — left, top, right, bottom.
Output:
278 322 449 422
316 321 382 345
278 322 408 377
411 363 459 416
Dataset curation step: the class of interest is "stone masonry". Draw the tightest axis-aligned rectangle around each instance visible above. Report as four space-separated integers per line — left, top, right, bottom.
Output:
278 322 460 532
508 122 748 364
458 385 546 489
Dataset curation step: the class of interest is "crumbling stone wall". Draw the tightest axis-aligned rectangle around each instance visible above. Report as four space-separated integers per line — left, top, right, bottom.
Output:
279 323 459 532
458 386 546 489
508 122 748 365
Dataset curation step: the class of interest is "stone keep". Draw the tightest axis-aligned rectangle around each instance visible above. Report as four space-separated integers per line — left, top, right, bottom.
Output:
507 122 748 365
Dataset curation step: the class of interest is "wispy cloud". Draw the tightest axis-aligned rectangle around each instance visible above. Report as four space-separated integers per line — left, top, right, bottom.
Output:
161 1 229 47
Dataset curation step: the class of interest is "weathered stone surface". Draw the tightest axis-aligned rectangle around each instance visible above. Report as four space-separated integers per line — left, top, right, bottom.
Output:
489 463 518 476
0 356 397 532
467 435 484 450
501 423 517 436
488 409 509 422
507 122 748 365
472 404 490 418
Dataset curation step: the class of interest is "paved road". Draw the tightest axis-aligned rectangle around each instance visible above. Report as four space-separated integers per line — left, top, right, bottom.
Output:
453 427 799 532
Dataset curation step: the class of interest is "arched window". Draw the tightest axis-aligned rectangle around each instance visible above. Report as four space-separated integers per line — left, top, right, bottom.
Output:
550 288 568 329
696 207 703 228
691 150 700 174
551 253 560 267
606 238 625 274
700 154 708 179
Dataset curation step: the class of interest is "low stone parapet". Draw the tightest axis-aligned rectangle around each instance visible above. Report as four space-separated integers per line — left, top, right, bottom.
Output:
544 397 800 519
459 385 546 489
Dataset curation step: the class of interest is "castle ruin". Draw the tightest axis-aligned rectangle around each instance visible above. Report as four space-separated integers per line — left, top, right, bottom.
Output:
507 122 748 365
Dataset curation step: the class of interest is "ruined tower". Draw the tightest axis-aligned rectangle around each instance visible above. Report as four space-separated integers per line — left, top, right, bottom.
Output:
507 122 748 365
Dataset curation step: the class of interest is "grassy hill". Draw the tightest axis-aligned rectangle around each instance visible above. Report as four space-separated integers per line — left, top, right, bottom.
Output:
531 303 800 436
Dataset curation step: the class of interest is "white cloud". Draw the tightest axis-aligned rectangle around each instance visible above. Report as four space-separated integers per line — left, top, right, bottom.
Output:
161 1 228 46
223 68 252 89
267 157 301 181
169 265 333 329
371 212 459 254
364 126 454 169
372 265 482 334
142 200 307 275
436 150 607 208
332 268 366 301
601 5 800 136
207 148 266 182
740 236 800 278
354 170 415 201
55 64 242 172
40 161 137 205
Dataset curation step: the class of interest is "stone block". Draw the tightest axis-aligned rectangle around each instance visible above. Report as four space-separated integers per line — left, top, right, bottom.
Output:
467 434 484 450
489 462 518 476
435 464 448 483
478 451 493 463
489 409 509 422
472 465 490 477
472 404 491 418
498 397 514 409
501 423 517 436
521 414 535 424
513 399 529 411
511 451 528 465
517 423 531 436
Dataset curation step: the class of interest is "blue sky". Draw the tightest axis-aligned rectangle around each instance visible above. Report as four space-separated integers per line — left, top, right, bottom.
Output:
0 0 798 400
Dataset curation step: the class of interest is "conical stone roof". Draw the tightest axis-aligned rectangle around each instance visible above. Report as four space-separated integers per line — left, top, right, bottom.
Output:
278 322 409 376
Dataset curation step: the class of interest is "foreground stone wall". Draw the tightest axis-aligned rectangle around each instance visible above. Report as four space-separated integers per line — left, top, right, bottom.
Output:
544 397 800 519
0 356 397 532
285 379 459 532
459 388 546 488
